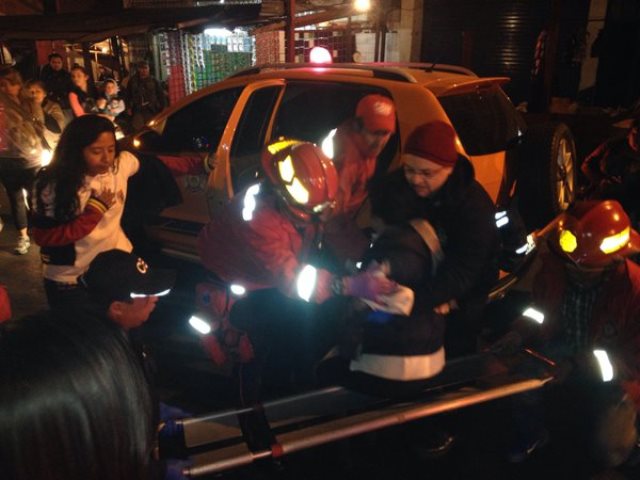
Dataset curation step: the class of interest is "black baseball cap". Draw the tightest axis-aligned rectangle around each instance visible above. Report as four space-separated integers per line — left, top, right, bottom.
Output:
79 249 176 303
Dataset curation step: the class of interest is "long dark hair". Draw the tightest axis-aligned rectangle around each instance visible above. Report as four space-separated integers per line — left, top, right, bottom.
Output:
35 115 119 221
0 309 154 480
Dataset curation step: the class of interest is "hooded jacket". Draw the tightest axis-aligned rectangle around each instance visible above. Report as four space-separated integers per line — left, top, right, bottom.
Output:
347 223 446 381
371 156 500 310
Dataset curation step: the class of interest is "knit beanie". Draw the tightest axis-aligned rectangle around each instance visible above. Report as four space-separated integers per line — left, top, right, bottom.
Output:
356 94 396 133
403 121 458 167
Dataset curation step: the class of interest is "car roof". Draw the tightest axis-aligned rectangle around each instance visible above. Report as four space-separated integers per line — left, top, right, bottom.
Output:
150 62 510 129
228 62 510 96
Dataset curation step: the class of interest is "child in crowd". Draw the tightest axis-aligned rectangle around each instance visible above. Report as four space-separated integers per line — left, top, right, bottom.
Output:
0 68 42 255
23 79 65 150
32 115 140 307
96 78 126 122
69 65 99 117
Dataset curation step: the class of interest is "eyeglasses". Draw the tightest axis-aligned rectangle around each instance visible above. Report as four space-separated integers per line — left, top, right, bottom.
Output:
403 164 448 179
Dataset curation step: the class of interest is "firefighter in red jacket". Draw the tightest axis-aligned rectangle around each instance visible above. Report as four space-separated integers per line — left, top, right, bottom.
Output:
322 94 397 265
196 140 396 402
494 200 640 467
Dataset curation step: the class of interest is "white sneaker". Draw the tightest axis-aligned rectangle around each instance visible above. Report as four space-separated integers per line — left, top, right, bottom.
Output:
14 236 30 255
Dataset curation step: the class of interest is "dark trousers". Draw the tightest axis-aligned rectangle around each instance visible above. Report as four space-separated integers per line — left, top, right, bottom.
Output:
444 300 486 359
512 367 637 469
0 159 38 231
229 289 348 405
44 279 88 309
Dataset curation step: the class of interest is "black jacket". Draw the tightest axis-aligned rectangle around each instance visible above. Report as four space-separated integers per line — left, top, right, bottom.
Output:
370 156 500 310
39 65 73 109
356 224 445 357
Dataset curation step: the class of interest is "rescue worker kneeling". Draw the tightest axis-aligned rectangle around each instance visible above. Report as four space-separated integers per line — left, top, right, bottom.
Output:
197 140 397 404
493 200 640 469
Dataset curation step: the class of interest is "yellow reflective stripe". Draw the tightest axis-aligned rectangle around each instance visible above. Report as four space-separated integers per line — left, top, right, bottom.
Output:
278 155 295 183
559 229 578 253
286 178 310 205
600 227 630 254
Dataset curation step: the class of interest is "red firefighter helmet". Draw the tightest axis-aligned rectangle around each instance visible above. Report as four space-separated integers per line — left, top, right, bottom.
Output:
551 200 640 268
261 139 338 221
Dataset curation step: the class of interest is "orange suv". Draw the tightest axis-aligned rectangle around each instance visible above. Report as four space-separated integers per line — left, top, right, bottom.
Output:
126 62 577 295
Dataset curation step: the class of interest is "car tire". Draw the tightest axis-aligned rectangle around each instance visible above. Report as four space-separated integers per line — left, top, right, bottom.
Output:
516 122 577 230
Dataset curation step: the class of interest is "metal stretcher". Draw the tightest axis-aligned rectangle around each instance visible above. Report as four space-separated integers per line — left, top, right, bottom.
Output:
176 351 554 477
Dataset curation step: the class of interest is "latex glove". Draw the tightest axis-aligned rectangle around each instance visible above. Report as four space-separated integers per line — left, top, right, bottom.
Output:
343 270 398 303
159 402 192 423
487 331 523 355
158 419 183 441
164 459 192 480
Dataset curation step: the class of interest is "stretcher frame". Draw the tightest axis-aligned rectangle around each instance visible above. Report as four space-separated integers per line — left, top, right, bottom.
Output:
176 351 554 477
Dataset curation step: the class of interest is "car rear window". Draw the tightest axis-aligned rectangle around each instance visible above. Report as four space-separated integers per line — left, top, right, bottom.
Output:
438 84 526 155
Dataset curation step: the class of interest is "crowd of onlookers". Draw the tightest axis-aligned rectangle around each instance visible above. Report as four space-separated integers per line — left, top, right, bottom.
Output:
0 53 167 256
38 52 167 133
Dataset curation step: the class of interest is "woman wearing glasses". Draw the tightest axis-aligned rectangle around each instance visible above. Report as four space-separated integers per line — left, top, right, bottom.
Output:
370 121 500 358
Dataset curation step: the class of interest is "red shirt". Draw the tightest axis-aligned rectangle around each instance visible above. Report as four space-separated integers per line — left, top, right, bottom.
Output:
331 124 377 217
323 124 378 265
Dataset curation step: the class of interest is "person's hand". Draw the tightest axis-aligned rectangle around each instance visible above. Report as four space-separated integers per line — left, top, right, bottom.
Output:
158 419 183 441
96 98 107 109
434 299 458 315
610 175 622 184
549 357 574 385
343 270 398 302
486 331 523 355
92 188 116 208
157 403 191 442
164 459 192 480
26 100 44 121
203 151 218 171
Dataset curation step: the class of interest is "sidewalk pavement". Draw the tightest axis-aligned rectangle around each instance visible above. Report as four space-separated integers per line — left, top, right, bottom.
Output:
0 213 48 319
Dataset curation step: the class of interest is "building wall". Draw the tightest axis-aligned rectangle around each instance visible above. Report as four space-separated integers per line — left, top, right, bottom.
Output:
594 0 640 108
579 0 607 94
399 0 423 61
420 0 590 106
